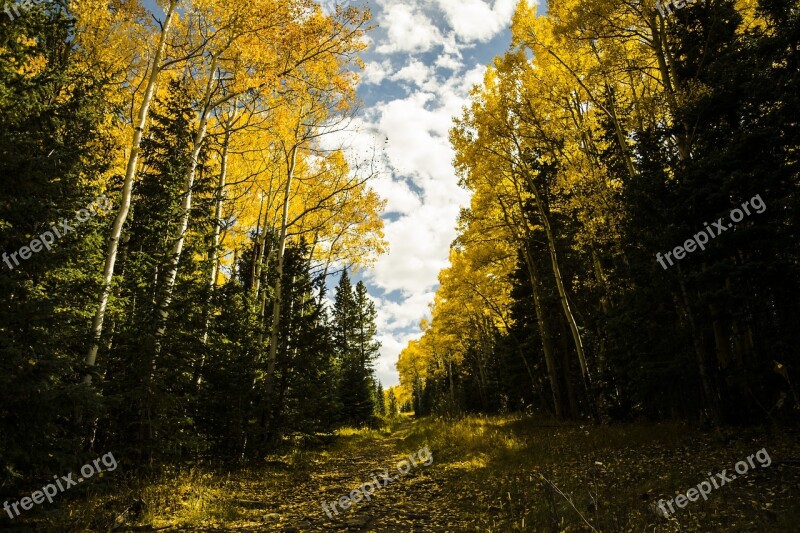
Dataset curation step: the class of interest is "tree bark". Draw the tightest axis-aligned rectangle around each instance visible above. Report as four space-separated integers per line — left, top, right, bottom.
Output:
153 54 220 359
265 144 298 396
560 317 579 419
526 173 593 392
84 0 178 384
523 249 563 419
650 15 692 160
591 247 610 381
676 267 722 425
196 125 232 388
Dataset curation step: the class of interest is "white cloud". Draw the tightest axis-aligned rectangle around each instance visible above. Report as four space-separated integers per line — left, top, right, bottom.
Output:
371 175 422 215
434 0 517 42
332 0 513 386
375 3 444 54
390 58 434 86
360 59 394 86
371 0 517 60
369 208 458 295
346 66 486 384
375 290 435 332
355 72 478 370
435 53 464 71
375 331 419 386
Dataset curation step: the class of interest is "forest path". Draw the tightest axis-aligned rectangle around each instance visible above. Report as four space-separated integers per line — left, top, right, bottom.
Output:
161 415 800 533
112 414 800 532
176 418 474 532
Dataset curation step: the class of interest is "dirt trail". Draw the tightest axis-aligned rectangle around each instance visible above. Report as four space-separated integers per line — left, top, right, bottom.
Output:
178 421 473 532
110 416 800 532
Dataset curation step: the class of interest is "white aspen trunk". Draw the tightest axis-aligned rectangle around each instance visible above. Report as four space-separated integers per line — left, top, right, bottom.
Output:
252 181 279 296
523 249 563 419
591 248 611 379
195 125 231 388
526 174 593 391
250 197 266 294
256 244 275 346
253 198 276 298
202 128 231 343
651 17 691 160
84 0 178 385
153 55 219 358
266 144 298 391
497 191 563 418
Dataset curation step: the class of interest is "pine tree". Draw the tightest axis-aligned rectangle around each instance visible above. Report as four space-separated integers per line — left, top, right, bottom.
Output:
101 78 212 461
332 270 357 361
0 2 114 485
387 389 398 418
333 274 381 426
376 382 386 416
273 244 339 436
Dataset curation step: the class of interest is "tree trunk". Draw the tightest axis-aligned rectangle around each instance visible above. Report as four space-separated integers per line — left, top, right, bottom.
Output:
250 197 265 293
591 247 610 381
196 126 231 388
560 317 579 419
650 15 691 160
523 249 563 419
676 267 722 425
469 284 538 407
256 243 275 346
526 175 593 392
153 54 220 360
265 144 298 396
84 0 178 384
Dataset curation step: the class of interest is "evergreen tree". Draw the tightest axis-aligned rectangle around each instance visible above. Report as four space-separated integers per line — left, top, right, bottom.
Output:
195 277 259 459
375 381 386 416
354 281 381 367
332 270 356 356
0 0 382 498
271 244 339 437
0 2 114 485
387 389 398 418
101 79 202 459
333 274 381 426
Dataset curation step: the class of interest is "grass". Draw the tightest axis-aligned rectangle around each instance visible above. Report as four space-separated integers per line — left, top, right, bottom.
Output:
14 418 406 531
9 414 800 531
404 414 800 532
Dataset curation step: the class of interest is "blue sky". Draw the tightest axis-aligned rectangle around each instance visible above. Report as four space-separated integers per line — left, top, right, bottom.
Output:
331 0 533 387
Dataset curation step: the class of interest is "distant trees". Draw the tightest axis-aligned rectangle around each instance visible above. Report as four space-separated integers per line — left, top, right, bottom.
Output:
399 0 800 425
387 389 399 418
375 382 386 416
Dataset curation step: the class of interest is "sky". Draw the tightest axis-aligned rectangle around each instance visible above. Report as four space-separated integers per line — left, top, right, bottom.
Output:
329 0 529 388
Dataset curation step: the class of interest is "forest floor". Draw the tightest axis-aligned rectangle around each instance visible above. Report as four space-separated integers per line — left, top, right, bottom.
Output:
20 414 800 532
